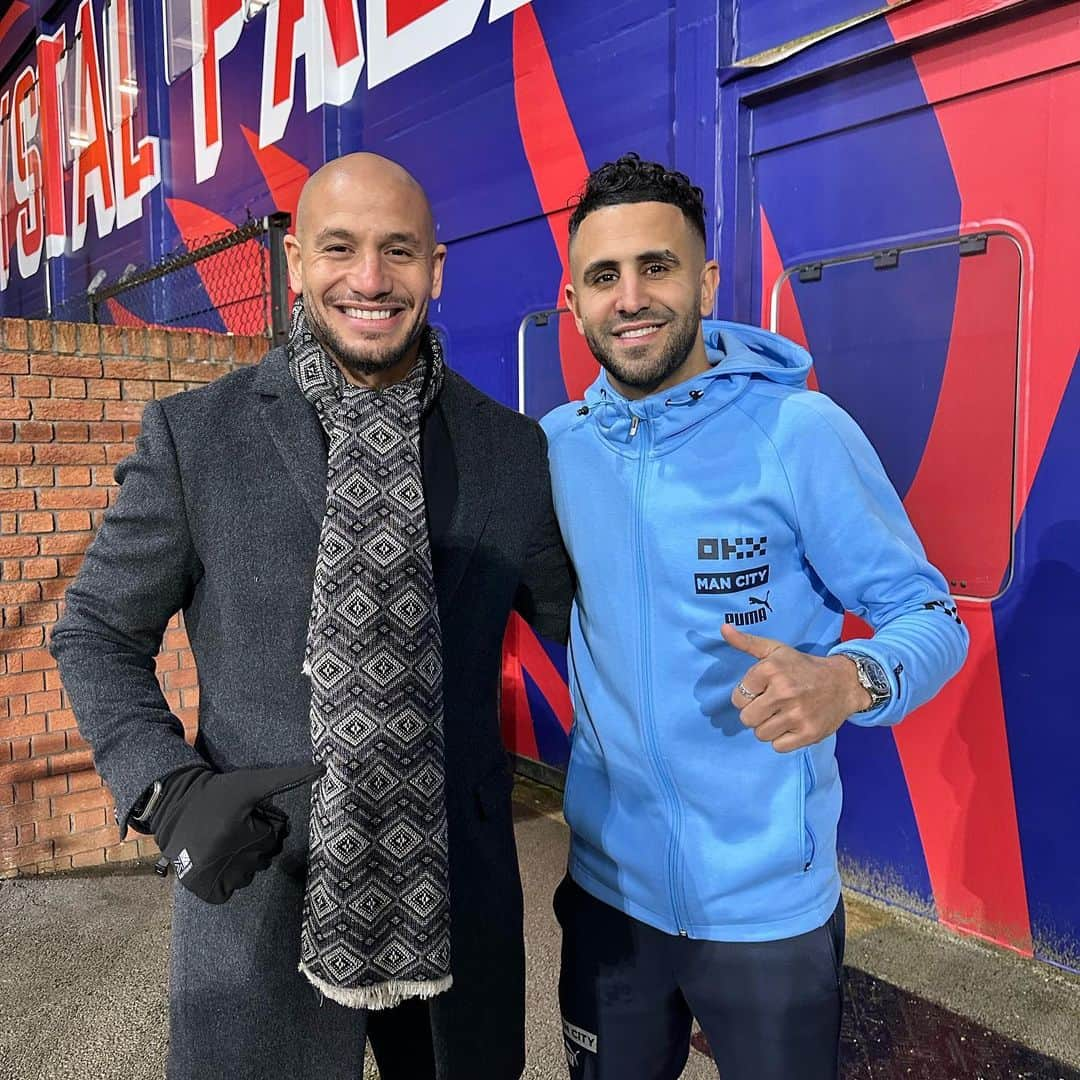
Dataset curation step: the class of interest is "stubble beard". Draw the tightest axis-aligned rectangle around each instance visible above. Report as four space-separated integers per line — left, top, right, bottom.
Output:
583 307 701 396
304 293 430 378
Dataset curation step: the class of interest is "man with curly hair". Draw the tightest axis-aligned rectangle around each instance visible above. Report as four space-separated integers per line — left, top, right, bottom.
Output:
541 154 969 1080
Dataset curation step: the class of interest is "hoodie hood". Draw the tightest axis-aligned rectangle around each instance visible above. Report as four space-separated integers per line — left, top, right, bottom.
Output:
578 320 813 448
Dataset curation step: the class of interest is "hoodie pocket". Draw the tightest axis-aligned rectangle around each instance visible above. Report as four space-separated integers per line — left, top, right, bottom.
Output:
797 751 817 873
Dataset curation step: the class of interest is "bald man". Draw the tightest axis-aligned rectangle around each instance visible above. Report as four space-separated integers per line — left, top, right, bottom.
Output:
51 153 574 1080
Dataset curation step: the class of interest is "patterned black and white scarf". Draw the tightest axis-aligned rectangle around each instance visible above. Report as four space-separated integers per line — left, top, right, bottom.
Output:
289 299 452 1010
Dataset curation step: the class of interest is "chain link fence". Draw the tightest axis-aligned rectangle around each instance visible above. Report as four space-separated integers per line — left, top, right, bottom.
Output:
48 213 291 345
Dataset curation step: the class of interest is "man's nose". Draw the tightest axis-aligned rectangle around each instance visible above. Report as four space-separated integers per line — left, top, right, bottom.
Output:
614 275 648 317
345 252 392 298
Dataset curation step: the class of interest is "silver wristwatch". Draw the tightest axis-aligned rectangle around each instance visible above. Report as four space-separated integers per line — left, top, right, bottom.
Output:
129 778 164 829
837 652 892 713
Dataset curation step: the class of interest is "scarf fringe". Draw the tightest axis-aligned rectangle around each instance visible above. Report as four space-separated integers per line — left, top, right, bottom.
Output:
299 963 453 1011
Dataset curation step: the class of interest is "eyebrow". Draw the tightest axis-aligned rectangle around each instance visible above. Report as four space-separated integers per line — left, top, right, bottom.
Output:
582 249 681 279
312 228 426 248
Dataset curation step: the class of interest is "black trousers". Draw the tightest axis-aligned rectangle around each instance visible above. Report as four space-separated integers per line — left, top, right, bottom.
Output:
366 998 437 1080
555 876 844 1080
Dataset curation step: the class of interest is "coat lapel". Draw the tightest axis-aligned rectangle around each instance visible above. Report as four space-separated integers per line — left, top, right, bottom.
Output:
254 349 328 526
436 371 494 610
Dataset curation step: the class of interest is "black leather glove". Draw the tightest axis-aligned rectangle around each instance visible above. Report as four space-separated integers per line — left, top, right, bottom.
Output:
148 762 324 905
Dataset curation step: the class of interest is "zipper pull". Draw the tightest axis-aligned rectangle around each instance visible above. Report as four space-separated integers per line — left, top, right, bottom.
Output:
629 415 640 438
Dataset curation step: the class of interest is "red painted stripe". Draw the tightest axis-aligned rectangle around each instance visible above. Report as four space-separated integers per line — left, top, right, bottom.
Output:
500 616 539 759
759 207 818 391
513 615 573 735
386 0 446 36
511 5 597 402
241 125 309 224
165 198 269 337
0 3 29 46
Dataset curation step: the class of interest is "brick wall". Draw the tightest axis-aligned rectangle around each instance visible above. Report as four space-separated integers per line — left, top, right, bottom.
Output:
0 318 268 877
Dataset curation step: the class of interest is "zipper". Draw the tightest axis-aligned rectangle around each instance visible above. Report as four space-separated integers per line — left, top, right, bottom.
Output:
800 751 817 873
630 415 688 935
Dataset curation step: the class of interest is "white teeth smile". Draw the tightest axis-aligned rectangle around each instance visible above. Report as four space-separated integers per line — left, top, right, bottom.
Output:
617 326 660 339
341 308 397 321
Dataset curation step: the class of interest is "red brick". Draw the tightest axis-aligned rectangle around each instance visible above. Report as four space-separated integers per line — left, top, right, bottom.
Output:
87 379 121 400
0 536 37 557
0 670 44 695
28 321 53 352
38 488 107 510
54 466 90 486
8 736 29 759
46 709 77 731
32 400 103 422
26 690 61 713
14 780 32 801
76 324 101 354
67 770 101 794
103 401 145 422
71 808 107 833
0 375 11 396
54 825 119 856
103 359 169 381
0 582 39 603
0 626 44 649
48 748 93 775
104 443 134 464
17 420 53 441
0 491 34 511
136 836 160 857
167 333 192 359
65 729 87 750
14 376 51 397
55 323 78 354
53 378 87 399
0 514 15 534
0 445 33 465
0 840 53 870
2 559 21 581
0 467 14 487
54 510 92 531
54 422 90 443
4 321 29 350
51 787 111 815
39 533 90 555
31 355 102 378
0 400 31 419
0 757 47 785
32 774 68 799
147 330 169 358
165 668 198 690
23 558 58 579
18 466 54 486
21 601 57 623
17 512 53 533
36 814 73 840
39 578 70 600
106 839 141 862
71 848 108 868
154 651 179 673
121 380 154 401
57 555 85 577
100 326 126 356
31 729 67 756
154 383 185 400
0 421 13 441
121 328 146 355
87 421 124 442
34 444 106 465
20 647 52 669
0 353 28 374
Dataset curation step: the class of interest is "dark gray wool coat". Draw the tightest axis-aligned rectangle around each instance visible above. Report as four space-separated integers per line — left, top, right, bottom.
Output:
50 347 574 1080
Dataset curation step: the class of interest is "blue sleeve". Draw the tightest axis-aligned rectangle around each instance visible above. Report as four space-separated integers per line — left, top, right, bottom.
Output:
782 396 969 727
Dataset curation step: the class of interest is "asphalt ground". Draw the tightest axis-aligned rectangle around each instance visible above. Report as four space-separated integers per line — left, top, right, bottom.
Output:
1 778 1078 1080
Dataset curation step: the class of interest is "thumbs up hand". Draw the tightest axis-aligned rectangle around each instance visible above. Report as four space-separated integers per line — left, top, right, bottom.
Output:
721 623 870 753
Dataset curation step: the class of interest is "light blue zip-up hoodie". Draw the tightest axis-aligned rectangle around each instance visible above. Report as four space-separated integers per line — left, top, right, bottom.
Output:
540 321 969 942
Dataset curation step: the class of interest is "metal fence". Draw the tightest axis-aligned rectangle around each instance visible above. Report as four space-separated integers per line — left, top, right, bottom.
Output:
49 212 291 345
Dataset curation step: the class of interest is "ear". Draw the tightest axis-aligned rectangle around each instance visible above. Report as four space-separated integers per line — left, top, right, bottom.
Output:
430 243 448 301
283 233 303 295
564 281 585 334
699 259 720 317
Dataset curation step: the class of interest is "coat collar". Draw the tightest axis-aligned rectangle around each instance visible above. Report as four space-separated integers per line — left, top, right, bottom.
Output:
253 347 493 609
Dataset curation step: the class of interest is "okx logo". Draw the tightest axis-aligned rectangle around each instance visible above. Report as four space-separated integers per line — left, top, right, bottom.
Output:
698 536 768 561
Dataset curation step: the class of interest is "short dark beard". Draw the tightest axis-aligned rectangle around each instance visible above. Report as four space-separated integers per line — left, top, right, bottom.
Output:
304 293 429 378
583 306 701 396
